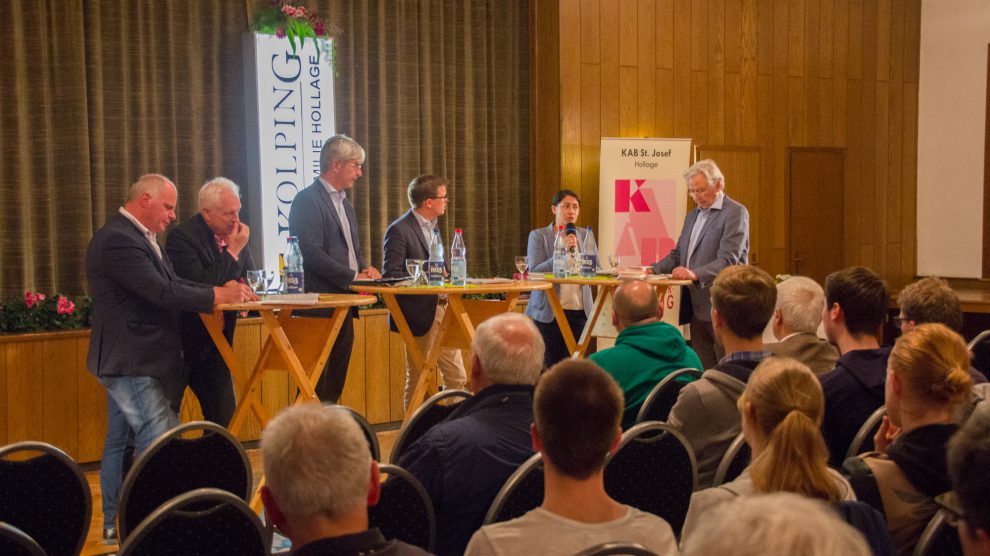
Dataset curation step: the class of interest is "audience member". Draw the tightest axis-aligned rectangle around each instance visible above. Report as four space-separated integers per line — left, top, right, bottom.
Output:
165 177 255 426
818 266 890 466
681 357 854 541
382 174 466 408
765 276 838 374
845 323 973 554
681 492 871 556
947 404 990 556
397 313 543 556
465 359 678 556
260 404 431 555
667 264 776 488
86 174 253 541
589 280 702 428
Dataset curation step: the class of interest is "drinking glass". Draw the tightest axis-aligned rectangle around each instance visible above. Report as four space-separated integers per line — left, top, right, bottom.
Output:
607 254 620 271
246 270 266 295
406 259 425 285
514 256 529 280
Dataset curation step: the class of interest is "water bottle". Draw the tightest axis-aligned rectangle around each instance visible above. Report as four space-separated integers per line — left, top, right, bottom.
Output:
450 228 467 287
284 236 305 293
428 227 445 286
581 227 598 278
552 225 567 278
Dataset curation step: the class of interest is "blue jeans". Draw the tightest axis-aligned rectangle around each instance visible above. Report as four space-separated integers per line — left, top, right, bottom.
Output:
97 375 180 527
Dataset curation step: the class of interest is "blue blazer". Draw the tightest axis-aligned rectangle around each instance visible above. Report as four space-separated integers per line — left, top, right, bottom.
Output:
288 178 367 295
652 194 749 324
382 209 438 336
86 213 215 380
523 223 597 323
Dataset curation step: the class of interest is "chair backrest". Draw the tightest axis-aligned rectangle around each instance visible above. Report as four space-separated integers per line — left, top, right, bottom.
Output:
573 541 660 556
912 508 963 556
0 522 46 556
0 441 91 556
712 433 750 487
834 500 898 556
118 488 268 556
635 368 702 424
604 422 697 538
845 405 887 461
118 421 252 540
390 389 473 464
368 463 436 552
968 329 990 378
483 453 545 525
333 405 381 461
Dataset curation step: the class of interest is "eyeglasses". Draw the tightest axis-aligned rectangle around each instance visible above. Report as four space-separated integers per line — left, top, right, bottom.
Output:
430 195 449 201
687 186 710 195
341 160 363 171
892 315 910 329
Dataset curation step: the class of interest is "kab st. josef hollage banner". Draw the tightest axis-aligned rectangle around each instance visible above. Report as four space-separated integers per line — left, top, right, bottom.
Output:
244 33 336 273
594 137 692 337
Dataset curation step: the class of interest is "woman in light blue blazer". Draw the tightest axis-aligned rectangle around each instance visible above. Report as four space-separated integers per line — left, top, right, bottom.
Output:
524 189 598 366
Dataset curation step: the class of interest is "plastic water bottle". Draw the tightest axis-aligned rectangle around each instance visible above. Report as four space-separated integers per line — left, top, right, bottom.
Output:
450 228 466 287
428 227 445 286
552 225 567 278
284 236 305 293
581 227 598 278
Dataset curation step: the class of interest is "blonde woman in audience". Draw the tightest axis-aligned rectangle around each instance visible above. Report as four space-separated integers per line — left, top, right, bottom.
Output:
681 356 854 541
681 492 870 556
845 323 973 555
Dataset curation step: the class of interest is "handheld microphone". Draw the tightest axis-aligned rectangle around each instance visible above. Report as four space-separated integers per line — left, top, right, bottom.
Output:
565 223 578 236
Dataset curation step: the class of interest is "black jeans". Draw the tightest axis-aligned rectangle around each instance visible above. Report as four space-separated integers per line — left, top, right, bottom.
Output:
535 309 588 368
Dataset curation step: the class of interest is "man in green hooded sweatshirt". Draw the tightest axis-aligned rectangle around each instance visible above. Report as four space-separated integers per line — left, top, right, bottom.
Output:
589 279 703 428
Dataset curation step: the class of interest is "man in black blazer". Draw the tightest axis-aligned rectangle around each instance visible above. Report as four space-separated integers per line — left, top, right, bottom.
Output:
652 159 750 369
86 174 254 539
383 175 467 408
288 135 381 402
164 177 256 426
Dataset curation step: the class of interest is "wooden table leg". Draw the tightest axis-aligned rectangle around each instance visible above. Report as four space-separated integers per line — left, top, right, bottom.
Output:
545 285 579 355
574 284 616 358
405 306 456 419
200 311 270 437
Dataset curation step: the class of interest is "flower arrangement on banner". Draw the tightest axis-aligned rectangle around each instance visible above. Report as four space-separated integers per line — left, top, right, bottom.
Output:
251 1 341 68
0 291 92 333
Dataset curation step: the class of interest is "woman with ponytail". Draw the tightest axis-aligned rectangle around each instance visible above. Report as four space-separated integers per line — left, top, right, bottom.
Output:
681 357 854 542
846 323 973 554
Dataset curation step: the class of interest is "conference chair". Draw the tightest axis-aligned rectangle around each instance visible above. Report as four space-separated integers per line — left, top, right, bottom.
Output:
912 508 963 556
118 488 268 556
118 421 251 541
634 368 702 424
0 441 91 556
368 464 436 552
711 433 750 487
483 453 545 525
390 389 473 464
834 501 898 556
334 405 382 461
845 405 887 461
0 522 46 556
967 329 990 377
604 422 697 538
574 542 660 556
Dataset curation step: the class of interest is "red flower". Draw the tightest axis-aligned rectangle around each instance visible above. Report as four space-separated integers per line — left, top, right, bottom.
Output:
314 21 326 36
276 26 286 38
24 291 45 308
57 296 75 315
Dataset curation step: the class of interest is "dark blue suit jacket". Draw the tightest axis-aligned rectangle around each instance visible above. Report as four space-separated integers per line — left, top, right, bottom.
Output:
288 178 366 295
86 213 215 379
382 209 437 336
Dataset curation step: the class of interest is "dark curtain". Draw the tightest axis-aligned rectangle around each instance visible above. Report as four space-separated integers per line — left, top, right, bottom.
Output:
0 0 529 298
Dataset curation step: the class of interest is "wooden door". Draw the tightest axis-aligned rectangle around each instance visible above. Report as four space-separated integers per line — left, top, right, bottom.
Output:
788 148 844 285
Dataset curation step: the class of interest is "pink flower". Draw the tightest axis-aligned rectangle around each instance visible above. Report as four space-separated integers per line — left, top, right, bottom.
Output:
57 296 75 315
276 26 286 38
314 21 325 36
25 290 35 308
281 5 295 16
35 293 45 302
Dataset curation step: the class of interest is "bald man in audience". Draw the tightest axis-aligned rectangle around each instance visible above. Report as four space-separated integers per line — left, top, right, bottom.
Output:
260 404 430 555
465 359 678 556
397 313 543 556
589 280 702 428
765 276 839 375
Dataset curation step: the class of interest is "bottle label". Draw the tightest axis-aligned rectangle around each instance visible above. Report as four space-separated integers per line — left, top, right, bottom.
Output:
285 270 305 294
581 254 597 277
553 252 568 278
428 261 445 285
451 260 467 286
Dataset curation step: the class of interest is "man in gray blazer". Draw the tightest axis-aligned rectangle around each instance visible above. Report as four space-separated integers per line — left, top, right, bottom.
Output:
288 135 381 403
86 174 253 539
652 159 749 369
765 276 838 374
383 175 466 408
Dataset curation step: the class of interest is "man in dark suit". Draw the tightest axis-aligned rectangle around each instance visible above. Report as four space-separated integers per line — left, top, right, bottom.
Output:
652 159 750 369
87 174 254 540
288 135 381 403
164 177 255 426
383 174 467 408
